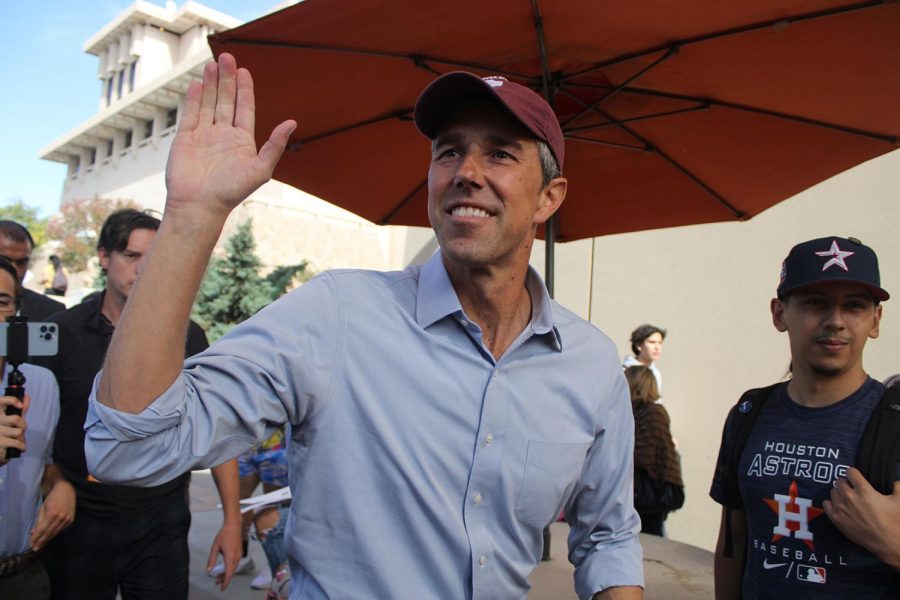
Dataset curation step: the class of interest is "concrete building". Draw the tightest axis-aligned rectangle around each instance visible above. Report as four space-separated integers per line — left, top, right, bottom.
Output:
40 0 900 554
38 0 429 275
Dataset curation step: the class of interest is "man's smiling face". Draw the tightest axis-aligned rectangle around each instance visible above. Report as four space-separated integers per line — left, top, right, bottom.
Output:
427 101 559 273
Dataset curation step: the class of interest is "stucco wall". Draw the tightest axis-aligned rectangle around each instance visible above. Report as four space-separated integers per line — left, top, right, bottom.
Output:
538 148 900 551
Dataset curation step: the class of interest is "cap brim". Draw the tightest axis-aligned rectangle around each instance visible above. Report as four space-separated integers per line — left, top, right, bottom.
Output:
781 279 890 301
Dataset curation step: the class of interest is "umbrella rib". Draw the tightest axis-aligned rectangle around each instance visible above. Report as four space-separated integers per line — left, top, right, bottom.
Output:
286 109 413 150
564 0 885 81
564 135 650 152
381 178 428 225
575 84 898 144
215 38 533 80
589 105 746 218
566 104 711 134
560 47 678 128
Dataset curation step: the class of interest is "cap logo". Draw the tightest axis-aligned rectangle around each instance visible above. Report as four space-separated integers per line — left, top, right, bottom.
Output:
483 76 507 88
814 240 854 272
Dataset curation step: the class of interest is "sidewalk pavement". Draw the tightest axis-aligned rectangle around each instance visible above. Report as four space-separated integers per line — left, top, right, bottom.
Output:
188 470 713 599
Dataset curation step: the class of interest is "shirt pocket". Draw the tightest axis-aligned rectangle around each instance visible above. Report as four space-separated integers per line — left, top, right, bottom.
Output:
514 440 592 526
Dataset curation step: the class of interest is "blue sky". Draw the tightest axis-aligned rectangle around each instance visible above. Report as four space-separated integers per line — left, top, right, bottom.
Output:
0 0 279 217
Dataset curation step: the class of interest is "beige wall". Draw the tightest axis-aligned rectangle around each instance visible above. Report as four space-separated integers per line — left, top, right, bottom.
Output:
535 148 900 551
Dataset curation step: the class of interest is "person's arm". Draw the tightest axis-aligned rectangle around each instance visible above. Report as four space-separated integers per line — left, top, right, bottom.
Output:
208 459 242 590
714 506 747 600
97 52 295 415
30 464 76 550
569 372 644 599
0 394 28 465
823 467 900 570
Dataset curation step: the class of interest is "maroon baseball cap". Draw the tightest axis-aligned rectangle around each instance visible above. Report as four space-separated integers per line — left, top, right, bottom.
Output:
414 71 565 171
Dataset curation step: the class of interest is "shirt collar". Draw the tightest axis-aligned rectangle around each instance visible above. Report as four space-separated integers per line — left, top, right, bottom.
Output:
84 290 114 335
416 251 562 351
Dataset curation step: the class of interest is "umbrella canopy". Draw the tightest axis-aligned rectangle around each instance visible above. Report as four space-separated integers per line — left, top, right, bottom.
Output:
210 0 899 243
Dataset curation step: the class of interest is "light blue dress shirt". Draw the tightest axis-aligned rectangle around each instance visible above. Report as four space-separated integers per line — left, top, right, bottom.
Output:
1 363 60 556
85 252 643 599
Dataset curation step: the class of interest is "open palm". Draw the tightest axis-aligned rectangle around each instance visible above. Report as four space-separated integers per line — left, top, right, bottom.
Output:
165 53 296 218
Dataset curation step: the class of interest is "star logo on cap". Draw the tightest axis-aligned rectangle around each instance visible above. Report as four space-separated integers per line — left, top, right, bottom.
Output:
815 240 854 272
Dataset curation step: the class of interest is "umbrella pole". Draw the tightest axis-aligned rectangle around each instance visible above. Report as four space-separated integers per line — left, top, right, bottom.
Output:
544 215 556 298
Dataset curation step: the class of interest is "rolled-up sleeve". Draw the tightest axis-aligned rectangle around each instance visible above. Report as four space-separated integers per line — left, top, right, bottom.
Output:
567 370 644 599
84 273 343 487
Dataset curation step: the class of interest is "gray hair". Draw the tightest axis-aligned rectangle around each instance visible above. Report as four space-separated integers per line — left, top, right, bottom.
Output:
537 140 561 188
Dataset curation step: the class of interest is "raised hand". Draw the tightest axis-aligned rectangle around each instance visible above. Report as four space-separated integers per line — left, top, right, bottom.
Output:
165 52 296 220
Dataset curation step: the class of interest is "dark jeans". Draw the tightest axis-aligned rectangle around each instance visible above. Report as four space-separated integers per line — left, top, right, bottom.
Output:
638 511 667 537
0 560 50 600
45 495 191 600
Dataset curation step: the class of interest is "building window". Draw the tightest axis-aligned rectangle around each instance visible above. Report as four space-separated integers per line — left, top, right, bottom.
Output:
106 139 114 157
88 148 96 166
73 157 80 174
165 108 177 129
105 78 113 106
117 69 125 99
143 119 153 140
128 61 137 92
124 130 132 150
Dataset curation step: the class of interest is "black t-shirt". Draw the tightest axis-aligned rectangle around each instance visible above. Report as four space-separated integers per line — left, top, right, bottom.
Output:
42 291 209 514
711 379 900 599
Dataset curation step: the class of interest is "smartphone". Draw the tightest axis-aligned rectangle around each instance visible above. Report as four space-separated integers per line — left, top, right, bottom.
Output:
0 321 59 358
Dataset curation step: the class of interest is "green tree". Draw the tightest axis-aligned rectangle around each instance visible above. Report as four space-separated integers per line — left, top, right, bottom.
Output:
193 220 312 342
0 198 50 246
46 196 141 270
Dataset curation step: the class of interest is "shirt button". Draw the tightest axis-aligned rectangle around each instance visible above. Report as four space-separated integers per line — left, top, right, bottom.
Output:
485 433 494 445
473 492 483 504
479 555 487 566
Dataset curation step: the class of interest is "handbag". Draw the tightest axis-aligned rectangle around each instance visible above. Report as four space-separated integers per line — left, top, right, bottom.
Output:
634 467 685 514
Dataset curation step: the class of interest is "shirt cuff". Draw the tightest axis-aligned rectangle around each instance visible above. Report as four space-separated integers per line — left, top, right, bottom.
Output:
574 532 644 600
85 370 187 442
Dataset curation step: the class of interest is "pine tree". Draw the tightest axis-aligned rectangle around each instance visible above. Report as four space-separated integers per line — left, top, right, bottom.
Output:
193 219 315 342
193 220 274 341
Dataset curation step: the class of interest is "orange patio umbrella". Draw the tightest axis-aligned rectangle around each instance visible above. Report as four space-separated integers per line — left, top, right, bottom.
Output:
209 0 899 289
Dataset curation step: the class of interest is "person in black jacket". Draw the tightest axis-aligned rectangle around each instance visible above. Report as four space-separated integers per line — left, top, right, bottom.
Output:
625 365 682 536
41 209 242 599
0 221 64 321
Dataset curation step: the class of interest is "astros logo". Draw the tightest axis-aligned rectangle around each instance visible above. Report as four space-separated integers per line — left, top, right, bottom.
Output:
763 480 825 550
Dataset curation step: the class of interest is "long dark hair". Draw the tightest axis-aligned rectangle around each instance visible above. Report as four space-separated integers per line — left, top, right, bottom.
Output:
625 365 660 406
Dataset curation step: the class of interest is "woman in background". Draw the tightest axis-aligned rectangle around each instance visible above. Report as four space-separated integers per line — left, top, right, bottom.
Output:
626 365 683 536
41 255 68 297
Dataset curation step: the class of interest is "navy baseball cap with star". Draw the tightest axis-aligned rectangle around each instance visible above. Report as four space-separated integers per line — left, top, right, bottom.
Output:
777 236 889 301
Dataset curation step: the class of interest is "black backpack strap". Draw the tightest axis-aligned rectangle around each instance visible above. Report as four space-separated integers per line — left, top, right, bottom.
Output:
718 382 781 558
855 385 900 494
717 383 782 508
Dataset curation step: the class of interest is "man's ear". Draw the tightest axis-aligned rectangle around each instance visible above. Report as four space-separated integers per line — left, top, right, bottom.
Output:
98 248 110 271
869 304 883 340
534 177 567 225
771 297 788 332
